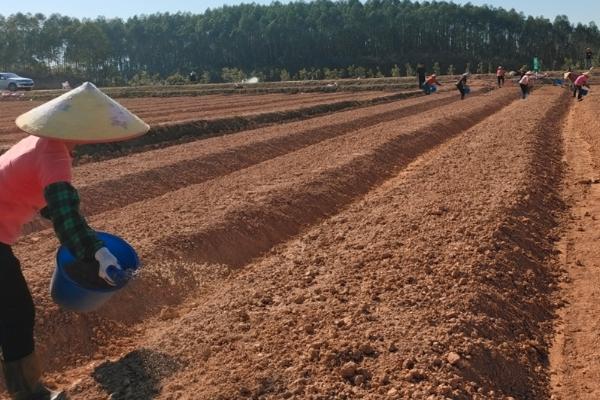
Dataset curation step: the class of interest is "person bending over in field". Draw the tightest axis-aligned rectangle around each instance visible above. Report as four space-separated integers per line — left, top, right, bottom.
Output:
518 71 535 99
0 82 149 400
423 74 442 95
574 71 591 101
564 69 580 97
455 73 470 100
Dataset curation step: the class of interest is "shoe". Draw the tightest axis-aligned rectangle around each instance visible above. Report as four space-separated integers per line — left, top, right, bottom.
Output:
1 353 67 400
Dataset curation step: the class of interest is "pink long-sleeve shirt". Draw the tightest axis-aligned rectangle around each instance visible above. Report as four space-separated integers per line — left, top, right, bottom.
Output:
574 74 589 86
0 136 72 245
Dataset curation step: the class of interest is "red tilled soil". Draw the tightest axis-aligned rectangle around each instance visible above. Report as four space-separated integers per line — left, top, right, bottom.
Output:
123 92 390 124
5 84 595 400
0 91 394 151
549 94 600 399
20 87 484 235
0 84 485 153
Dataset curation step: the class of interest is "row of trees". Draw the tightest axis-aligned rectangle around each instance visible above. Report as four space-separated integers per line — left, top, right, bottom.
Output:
1 0 599 86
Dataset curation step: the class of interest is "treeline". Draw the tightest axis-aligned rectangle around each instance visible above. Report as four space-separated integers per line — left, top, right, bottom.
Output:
1 0 599 86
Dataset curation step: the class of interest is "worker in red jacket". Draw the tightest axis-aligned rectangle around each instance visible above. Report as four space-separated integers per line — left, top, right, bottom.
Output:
423 74 442 95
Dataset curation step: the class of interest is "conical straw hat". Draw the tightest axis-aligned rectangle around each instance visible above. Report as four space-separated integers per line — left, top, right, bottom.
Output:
16 82 150 143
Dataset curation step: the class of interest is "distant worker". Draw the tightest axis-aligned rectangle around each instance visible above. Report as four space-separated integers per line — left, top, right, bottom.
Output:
585 48 593 69
0 82 149 400
423 74 442 95
455 73 470 100
564 69 580 97
189 71 198 83
496 66 506 87
518 71 534 99
574 71 591 101
416 63 426 89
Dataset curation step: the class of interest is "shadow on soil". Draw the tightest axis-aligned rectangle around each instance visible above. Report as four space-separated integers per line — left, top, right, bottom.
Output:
92 349 180 399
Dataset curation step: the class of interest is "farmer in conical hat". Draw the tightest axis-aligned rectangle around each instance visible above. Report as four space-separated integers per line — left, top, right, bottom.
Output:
0 82 149 399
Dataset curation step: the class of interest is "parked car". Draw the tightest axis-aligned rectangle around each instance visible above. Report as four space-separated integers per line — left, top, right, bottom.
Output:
0 72 34 91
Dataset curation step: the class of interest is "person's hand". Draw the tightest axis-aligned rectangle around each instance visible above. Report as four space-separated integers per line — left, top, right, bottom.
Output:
95 247 122 286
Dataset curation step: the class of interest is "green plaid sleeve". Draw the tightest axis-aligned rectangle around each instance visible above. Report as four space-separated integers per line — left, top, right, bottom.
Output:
43 182 103 260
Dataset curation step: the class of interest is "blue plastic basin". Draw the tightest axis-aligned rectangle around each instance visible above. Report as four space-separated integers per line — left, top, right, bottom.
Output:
50 231 140 312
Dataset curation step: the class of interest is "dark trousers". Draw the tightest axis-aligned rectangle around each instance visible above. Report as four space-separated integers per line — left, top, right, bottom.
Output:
458 87 466 99
520 83 529 99
0 243 35 362
418 75 425 89
497 76 504 87
576 85 586 100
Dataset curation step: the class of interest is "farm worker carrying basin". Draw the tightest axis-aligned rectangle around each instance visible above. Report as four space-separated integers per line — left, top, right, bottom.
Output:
0 82 149 400
574 71 592 101
455 73 470 100
423 74 442 95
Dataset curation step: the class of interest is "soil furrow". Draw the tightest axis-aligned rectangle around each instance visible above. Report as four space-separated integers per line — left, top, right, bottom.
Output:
71 90 433 162
550 96 600 399
128 92 386 120
0 91 392 150
75 90 477 216
69 90 466 187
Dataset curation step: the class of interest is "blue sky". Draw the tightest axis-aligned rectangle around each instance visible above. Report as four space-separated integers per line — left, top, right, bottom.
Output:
9 0 600 26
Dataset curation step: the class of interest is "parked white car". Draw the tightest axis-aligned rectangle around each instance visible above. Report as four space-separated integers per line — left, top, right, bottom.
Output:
0 72 34 91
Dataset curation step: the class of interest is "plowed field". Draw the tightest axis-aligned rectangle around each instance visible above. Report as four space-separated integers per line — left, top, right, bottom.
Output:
0 91 409 152
2 84 599 400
